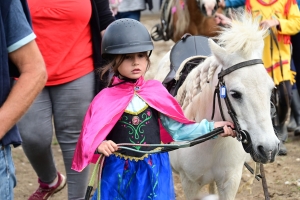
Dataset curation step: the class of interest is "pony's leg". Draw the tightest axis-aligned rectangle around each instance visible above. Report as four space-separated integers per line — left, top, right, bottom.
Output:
215 170 243 200
180 173 202 200
238 162 260 194
208 182 217 194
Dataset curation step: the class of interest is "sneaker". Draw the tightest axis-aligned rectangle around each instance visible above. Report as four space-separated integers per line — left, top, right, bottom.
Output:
28 172 67 200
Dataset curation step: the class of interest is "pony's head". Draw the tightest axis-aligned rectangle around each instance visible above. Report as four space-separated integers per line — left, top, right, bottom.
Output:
197 0 220 16
208 12 279 163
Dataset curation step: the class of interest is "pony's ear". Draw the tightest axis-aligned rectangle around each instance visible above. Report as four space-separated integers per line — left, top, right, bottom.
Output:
208 39 226 65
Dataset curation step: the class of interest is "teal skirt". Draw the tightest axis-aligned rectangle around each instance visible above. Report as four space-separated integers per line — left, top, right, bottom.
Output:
92 152 175 200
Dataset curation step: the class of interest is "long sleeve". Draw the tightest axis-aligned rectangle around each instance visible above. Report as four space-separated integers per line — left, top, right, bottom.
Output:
93 0 115 32
160 113 214 141
225 0 245 8
277 2 300 35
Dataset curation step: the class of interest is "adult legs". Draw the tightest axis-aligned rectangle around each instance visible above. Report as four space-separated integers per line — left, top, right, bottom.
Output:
17 87 58 183
0 145 16 200
292 32 300 95
290 34 300 136
273 81 291 156
17 72 95 199
51 72 94 199
290 88 300 136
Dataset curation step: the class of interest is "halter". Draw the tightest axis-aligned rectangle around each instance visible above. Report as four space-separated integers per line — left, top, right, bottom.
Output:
211 59 263 153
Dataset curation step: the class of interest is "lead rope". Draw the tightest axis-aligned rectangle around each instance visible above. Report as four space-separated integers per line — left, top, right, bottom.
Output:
85 154 105 200
260 164 270 200
85 127 225 199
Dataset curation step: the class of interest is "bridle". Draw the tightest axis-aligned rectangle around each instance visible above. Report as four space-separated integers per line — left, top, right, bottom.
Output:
211 59 264 153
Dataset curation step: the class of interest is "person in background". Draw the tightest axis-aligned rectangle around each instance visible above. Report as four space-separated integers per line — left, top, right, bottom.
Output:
16 0 114 199
287 60 300 136
0 0 47 199
287 0 300 137
112 0 153 21
217 0 300 156
72 19 236 200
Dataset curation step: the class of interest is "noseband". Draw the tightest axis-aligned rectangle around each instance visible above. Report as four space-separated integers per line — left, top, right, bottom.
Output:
211 59 263 153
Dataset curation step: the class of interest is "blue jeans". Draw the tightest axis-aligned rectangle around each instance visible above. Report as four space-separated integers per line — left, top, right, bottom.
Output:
115 10 141 21
0 144 16 200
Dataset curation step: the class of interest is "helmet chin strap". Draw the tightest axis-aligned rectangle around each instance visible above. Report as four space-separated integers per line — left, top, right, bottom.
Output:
108 75 137 88
148 50 152 57
119 74 137 81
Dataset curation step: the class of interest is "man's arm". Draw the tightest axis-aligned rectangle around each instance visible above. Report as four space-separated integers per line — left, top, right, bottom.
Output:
0 40 47 139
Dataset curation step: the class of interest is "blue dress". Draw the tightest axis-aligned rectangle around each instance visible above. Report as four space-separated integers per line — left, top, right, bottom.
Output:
91 95 214 200
92 153 175 200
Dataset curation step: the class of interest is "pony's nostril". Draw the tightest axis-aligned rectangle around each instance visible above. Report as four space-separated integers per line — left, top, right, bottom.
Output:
257 145 266 158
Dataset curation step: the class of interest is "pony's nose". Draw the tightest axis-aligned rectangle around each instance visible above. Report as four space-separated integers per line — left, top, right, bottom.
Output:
257 145 277 162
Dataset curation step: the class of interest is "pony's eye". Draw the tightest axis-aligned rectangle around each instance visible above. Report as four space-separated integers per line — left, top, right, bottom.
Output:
230 91 242 99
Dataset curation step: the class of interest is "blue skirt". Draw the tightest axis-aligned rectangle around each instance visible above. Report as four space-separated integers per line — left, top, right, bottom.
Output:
92 152 175 200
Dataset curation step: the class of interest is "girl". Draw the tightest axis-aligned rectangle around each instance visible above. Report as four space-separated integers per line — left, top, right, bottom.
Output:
72 18 236 200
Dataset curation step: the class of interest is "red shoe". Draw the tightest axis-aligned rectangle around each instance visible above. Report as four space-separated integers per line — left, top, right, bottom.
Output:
28 172 66 200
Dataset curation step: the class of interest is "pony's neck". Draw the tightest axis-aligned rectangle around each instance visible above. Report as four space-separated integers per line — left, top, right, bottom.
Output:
186 0 205 20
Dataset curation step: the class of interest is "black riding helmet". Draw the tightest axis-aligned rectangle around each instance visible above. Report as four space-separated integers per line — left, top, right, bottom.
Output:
101 18 154 59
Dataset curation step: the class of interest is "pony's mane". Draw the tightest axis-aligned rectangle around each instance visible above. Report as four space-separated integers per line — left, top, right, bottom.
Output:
174 0 190 39
177 12 268 109
177 56 219 109
214 11 268 58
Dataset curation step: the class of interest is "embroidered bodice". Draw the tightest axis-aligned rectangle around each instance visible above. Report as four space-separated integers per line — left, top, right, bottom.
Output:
106 105 161 157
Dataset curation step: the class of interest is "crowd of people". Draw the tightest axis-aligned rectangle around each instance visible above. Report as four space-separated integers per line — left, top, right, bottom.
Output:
1 0 300 199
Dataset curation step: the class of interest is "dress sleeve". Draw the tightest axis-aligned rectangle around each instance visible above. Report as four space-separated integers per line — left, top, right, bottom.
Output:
160 113 215 141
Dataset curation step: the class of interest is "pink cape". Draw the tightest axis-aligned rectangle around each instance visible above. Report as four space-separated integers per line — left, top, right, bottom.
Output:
72 76 194 172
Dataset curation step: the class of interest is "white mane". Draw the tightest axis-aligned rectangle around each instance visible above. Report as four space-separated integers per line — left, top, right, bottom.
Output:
215 12 268 59
177 11 269 110
177 56 219 109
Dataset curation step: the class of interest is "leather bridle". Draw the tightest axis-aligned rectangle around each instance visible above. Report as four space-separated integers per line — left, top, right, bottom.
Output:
211 59 264 153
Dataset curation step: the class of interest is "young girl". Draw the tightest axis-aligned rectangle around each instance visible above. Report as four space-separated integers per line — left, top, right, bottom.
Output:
72 18 236 200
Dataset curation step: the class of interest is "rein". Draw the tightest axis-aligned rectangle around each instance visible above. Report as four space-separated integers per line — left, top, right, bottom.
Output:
211 59 263 152
85 127 226 200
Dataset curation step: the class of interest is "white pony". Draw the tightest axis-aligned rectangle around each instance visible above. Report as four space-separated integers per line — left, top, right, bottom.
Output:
149 13 280 200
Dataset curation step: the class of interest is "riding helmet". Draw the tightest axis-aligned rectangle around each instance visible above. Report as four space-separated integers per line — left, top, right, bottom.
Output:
101 18 154 59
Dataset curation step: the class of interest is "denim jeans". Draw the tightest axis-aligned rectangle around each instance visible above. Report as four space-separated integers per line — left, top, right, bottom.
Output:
0 144 16 200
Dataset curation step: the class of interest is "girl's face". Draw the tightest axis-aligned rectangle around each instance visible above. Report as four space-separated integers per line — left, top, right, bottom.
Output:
117 52 148 79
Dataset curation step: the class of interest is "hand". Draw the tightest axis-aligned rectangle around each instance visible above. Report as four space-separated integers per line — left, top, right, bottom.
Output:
214 121 236 138
97 140 118 157
260 19 279 29
214 13 232 26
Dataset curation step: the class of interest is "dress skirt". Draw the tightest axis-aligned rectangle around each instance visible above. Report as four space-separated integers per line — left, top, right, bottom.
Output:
91 152 175 200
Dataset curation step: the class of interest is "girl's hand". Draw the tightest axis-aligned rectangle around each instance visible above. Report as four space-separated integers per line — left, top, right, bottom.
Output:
214 121 236 138
97 140 118 157
214 13 232 26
